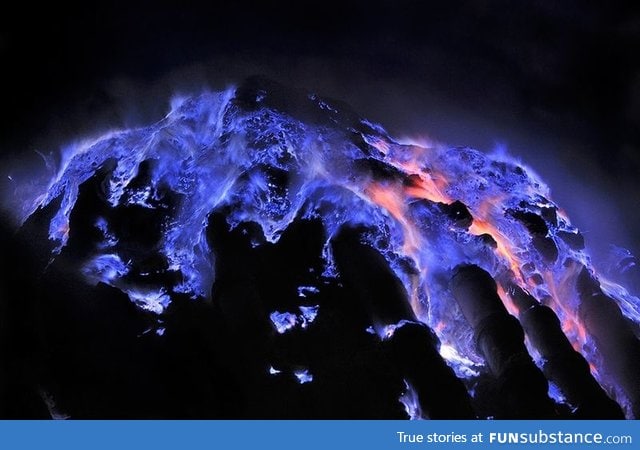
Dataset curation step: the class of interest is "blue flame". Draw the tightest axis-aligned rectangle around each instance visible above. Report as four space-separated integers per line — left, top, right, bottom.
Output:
7 81 640 413
81 253 129 284
294 369 313 384
299 305 319 326
270 305 320 333
270 311 298 334
399 379 424 420
297 285 319 298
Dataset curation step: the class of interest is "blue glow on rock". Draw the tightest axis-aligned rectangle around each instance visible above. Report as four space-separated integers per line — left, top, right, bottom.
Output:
299 305 319 328
297 286 319 297
294 369 313 384
82 254 129 284
128 288 171 314
94 217 118 248
438 343 482 378
378 319 414 340
270 306 320 333
270 311 297 334
548 381 567 406
399 379 424 420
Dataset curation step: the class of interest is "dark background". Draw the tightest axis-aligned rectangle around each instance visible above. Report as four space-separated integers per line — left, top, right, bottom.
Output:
1 0 639 271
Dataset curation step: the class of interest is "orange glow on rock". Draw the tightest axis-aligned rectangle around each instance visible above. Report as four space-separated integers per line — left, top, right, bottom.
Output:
365 182 422 257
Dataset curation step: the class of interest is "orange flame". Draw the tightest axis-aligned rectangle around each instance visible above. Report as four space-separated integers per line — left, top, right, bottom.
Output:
469 219 523 282
365 182 422 257
370 147 594 369
57 222 70 241
542 262 588 351
467 195 525 284
364 182 427 317
404 173 451 205
496 283 520 317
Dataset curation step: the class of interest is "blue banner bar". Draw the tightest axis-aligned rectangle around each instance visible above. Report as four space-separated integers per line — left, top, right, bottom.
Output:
0 420 638 450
